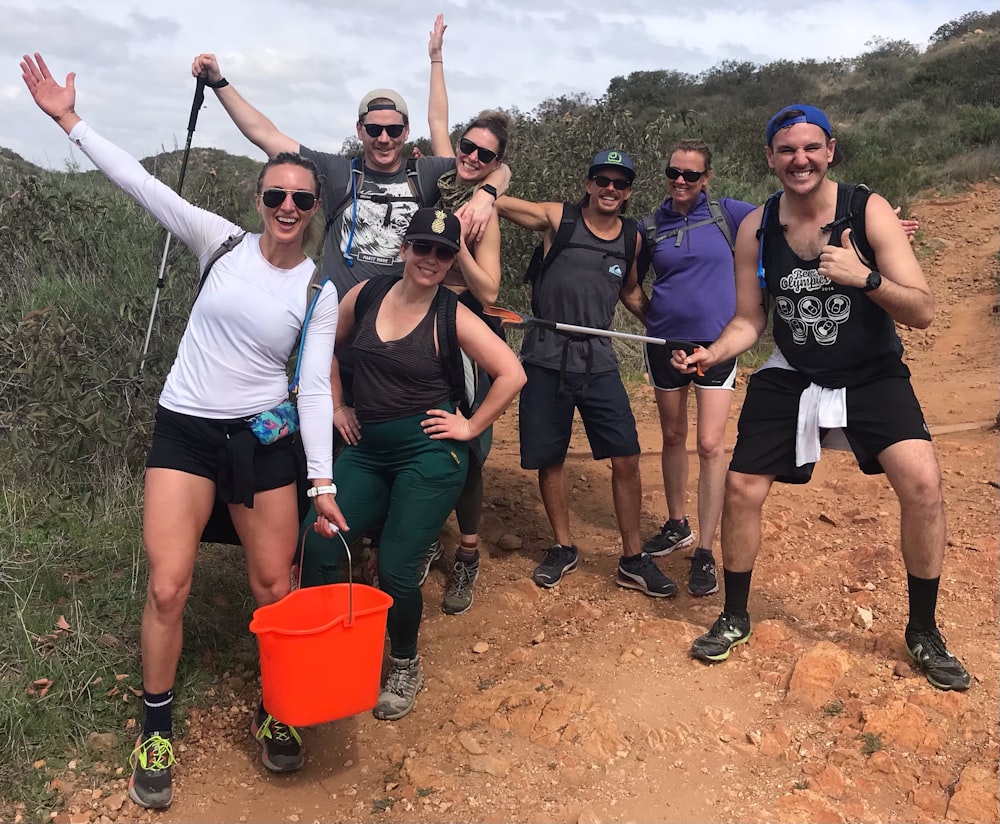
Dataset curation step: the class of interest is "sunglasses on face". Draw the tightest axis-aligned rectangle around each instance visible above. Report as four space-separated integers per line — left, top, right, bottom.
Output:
590 174 631 191
409 240 457 262
458 137 498 164
259 188 317 210
665 167 706 183
363 123 406 139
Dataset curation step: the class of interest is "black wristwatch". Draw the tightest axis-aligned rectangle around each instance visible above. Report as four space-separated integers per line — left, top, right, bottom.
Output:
480 183 498 200
863 270 882 292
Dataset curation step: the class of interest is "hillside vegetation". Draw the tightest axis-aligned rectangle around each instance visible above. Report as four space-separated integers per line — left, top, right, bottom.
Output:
0 12 997 820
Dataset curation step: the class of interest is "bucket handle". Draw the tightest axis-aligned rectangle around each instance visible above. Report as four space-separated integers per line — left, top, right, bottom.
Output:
295 527 356 628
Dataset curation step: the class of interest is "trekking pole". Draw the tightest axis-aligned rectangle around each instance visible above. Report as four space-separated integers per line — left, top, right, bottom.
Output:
139 76 206 371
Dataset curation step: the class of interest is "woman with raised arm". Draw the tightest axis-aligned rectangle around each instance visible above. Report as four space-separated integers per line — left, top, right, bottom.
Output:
402 14 512 615
303 206 525 721
21 53 346 810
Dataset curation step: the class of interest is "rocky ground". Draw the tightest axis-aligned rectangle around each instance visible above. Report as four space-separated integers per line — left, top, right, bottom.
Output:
22 184 999 824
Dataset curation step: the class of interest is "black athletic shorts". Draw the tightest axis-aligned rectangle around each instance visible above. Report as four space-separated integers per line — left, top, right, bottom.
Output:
519 364 640 470
644 340 737 391
146 405 299 504
729 367 931 484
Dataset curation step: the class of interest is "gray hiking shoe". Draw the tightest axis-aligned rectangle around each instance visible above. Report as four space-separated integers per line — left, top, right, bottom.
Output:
643 517 695 556
442 557 480 615
905 627 971 691
690 612 752 662
373 655 424 721
418 540 444 586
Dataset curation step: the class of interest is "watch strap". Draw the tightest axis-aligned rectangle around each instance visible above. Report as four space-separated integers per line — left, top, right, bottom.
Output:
307 484 338 498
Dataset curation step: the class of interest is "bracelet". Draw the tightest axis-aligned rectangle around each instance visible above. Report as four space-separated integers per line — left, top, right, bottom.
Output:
334 404 348 412
206 77 229 89
430 60 443 64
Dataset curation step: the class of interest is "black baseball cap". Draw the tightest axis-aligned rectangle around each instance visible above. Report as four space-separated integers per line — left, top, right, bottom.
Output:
403 208 461 252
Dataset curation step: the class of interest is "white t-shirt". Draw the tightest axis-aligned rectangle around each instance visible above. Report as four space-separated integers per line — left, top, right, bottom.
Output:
68 121 337 479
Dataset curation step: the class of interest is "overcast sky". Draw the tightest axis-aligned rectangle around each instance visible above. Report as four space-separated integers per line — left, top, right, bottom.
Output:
2 1 992 171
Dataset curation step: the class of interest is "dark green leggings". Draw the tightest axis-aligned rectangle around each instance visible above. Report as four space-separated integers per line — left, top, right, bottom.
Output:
300 412 468 658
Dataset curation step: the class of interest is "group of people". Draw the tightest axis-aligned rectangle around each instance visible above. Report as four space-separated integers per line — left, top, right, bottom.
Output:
20 12 971 813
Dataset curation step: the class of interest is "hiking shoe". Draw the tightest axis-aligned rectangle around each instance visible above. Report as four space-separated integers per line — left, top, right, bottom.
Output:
616 552 679 598
442 557 480 615
251 707 304 773
688 548 720 596
905 628 972 691
417 539 444 586
643 517 695 556
532 544 579 588
373 655 424 721
128 732 175 809
691 612 752 662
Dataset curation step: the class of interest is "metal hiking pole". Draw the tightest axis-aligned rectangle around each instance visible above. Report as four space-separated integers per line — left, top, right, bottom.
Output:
139 76 206 371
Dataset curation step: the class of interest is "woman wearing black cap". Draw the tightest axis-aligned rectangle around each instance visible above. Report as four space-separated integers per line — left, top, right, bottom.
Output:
299 207 525 722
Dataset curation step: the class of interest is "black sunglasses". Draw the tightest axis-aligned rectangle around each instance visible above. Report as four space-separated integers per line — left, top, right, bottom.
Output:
409 240 457 262
260 188 317 210
458 137 498 164
665 167 706 183
363 123 406 139
590 174 631 190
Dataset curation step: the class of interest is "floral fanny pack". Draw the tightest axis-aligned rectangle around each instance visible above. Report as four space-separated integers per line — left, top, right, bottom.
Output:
246 399 299 445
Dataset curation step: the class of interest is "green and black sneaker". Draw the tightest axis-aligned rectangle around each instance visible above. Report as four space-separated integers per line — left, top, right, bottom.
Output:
128 731 175 809
690 612 752 662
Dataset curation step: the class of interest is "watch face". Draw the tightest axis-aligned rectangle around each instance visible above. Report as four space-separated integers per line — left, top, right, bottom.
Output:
866 271 882 291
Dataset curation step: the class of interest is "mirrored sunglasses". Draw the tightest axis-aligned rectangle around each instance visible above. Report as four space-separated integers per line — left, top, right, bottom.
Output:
590 174 630 190
665 167 706 183
364 123 406 139
260 188 317 210
458 137 498 164
410 240 457 262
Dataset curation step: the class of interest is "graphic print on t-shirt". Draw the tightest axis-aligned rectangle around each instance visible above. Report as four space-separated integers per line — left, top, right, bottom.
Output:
339 180 419 266
774 267 852 346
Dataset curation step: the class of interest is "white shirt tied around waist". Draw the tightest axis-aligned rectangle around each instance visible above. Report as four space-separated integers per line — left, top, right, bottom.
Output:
756 347 851 467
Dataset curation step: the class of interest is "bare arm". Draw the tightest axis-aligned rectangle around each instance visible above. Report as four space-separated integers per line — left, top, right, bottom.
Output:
191 53 299 158
676 209 768 373
456 210 501 305
495 196 560 233
818 193 934 328
427 14 454 157
458 164 512 243
619 229 646 323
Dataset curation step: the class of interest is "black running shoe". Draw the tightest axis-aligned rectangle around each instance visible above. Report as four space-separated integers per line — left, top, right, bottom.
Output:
643 517 695 556
128 731 175 809
532 544 578 587
251 707 304 772
688 548 719 596
905 627 972 691
690 612 752 662
616 552 678 598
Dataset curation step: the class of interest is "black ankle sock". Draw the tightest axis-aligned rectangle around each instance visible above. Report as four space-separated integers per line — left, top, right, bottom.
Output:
905 573 940 633
722 569 753 618
456 545 479 564
142 688 174 736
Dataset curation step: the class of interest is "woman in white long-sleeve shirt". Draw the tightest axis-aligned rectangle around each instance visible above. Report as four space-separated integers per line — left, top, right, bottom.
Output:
21 53 348 810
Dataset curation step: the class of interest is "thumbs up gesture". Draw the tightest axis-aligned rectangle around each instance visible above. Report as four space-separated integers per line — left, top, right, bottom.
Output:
818 228 869 289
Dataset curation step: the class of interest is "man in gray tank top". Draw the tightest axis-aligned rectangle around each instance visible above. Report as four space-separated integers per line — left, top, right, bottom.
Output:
496 150 678 600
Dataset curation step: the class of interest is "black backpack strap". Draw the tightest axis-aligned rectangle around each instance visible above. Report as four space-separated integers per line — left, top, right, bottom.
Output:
822 184 875 268
194 232 246 302
434 286 465 407
323 158 364 257
755 192 783 313
405 157 422 202
622 216 638 274
642 212 658 253
354 273 400 324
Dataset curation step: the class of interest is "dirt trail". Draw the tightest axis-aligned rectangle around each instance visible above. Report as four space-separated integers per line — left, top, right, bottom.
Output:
55 185 1000 824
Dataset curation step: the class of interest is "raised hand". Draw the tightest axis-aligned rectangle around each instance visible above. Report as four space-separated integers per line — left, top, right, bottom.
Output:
429 13 447 61
818 228 869 288
20 53 79 131
191 53 223 85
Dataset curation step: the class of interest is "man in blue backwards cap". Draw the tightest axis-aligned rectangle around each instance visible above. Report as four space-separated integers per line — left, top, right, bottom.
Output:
495 151 679 599
676 104 971 692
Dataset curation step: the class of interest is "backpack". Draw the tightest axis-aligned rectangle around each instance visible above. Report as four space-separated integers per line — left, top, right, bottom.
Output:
194 231 327 391
523 202 638 317
641 198 736 258
323 157 426 267
756 183 875 309
353 274 470 414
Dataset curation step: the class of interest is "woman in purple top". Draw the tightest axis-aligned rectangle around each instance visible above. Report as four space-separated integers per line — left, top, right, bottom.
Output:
638 139 755 597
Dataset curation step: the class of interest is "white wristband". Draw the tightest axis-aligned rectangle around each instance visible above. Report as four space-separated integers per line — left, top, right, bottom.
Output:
307 484 337 498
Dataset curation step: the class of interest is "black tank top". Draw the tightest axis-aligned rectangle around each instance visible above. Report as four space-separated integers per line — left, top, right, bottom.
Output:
351 289 453 423
763 182 905 388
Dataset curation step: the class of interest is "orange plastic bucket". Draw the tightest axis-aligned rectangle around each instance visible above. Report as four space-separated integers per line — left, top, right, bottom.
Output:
249 582 393 727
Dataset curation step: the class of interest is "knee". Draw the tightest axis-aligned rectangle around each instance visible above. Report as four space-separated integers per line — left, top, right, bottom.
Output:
250 573 290 607
696 435 725 462
897 466 944 511
661 422 686 448
725 472 768 509
146 575 192 619
611 454 640 478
